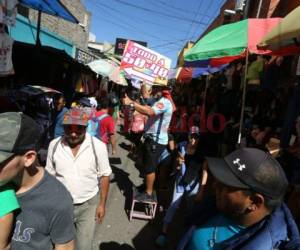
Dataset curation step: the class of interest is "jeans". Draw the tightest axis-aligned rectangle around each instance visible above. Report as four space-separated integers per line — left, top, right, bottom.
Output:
74 194 99 250
163 182 199 225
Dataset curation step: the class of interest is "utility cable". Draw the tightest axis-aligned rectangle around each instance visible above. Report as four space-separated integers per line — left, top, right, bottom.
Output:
94 1 188 34
112 0 208 26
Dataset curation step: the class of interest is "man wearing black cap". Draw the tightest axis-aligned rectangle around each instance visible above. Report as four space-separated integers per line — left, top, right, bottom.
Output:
0 112 75 250
179 147 300 250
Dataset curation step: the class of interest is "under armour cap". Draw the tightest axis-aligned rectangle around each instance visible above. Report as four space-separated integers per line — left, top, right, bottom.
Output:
0 112 41 163
206 148 288 199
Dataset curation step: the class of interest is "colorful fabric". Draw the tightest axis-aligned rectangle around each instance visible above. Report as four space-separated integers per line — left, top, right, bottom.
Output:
259 6 300 52
62 108 89 126
0 0 18 26
0 184 19 217
0 32 14 76
184 18 282 62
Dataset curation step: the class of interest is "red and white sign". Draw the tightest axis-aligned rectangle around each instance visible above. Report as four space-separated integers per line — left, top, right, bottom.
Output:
120 41 171 85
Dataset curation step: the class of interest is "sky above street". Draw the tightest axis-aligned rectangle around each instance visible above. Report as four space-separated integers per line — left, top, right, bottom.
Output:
83 0 226 68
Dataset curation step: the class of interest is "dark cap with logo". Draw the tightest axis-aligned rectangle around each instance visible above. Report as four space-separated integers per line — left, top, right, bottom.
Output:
0 112 41 164
206 148 288 199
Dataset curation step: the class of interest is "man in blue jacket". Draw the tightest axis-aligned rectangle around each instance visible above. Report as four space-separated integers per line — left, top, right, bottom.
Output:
180 147 300 250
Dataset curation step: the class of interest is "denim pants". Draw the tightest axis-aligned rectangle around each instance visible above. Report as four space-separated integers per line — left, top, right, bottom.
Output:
163 182 199 225
74 194 99 250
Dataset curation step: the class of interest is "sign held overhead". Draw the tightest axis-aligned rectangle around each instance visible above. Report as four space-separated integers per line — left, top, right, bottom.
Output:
120 41 171 86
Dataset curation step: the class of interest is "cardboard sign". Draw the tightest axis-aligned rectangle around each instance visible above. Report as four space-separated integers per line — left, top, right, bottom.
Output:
120 41 171 85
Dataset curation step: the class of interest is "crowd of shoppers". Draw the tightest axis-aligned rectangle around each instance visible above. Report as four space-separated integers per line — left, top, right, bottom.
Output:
1 58 300 249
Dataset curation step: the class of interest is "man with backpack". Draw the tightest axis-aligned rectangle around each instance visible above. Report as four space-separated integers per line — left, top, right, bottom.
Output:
46 108 112 250
95 97 117 155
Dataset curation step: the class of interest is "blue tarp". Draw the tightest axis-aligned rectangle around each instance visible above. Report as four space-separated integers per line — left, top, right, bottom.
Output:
192 64 228 78
19 0 78 23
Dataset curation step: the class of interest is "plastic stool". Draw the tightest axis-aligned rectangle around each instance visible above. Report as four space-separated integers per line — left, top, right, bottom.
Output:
129 189 158 221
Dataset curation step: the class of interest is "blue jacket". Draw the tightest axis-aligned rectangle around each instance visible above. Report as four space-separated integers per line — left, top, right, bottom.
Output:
180 203 300 250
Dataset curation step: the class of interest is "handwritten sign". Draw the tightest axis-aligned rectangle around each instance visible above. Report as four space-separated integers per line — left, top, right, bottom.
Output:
120 41 171 85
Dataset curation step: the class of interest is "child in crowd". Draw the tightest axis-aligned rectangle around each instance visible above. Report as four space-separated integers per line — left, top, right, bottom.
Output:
0 184 19 250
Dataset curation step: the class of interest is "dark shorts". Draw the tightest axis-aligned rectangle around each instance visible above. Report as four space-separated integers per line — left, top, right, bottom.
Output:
142 138 167 174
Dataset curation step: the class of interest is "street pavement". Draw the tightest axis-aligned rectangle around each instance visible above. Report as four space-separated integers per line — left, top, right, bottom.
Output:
92 129 185 250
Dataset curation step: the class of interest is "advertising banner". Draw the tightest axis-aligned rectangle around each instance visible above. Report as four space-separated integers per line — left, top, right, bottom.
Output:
120 41 171 85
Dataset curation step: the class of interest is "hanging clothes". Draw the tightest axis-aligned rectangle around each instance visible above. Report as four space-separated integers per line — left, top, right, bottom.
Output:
0 0 18 26
0 31 14 76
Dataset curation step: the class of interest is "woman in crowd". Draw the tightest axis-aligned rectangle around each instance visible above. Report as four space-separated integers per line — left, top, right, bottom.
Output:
155 126 204 248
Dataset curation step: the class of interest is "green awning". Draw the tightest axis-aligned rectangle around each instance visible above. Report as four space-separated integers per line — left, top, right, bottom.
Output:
184 18 281 62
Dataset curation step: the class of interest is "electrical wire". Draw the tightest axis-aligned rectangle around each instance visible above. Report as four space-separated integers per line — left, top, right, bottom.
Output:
92 11 169 42
184 0 204 41
150 36 199 49
153 0 212 18
112 0 208 25
189 0 215 41
90 2 177 42
94 1 188 34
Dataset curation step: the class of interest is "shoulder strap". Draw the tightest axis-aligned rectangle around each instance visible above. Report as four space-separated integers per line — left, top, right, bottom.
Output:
155 113 164 144
97 113 109 122
90 136 100 174
96 113 110 140
51 138 62 168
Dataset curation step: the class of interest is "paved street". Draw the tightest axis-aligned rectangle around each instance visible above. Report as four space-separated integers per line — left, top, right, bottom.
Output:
93 130 185 250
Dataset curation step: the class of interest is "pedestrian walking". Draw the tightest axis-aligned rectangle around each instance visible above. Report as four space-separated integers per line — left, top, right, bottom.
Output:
53 94 68 138
95 97 117 155
46 108 112 250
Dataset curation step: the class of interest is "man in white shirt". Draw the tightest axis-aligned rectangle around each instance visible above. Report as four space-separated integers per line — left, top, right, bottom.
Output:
46 108 112 250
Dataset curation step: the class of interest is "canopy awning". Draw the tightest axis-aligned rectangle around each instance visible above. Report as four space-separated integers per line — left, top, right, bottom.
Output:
184 18 281 63
258 6 300 52
176 64 227 83
19 0 78 23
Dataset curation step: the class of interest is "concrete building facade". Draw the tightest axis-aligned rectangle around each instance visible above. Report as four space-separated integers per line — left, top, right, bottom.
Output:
26 0 91 50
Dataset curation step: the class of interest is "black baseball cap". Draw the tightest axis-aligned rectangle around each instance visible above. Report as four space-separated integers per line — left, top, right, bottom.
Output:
206 148 288 199
0 112 41 163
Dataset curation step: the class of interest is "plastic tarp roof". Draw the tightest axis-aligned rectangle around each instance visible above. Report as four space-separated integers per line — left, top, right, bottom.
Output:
258 6 300 55
19 0 78 23
184 18 281 62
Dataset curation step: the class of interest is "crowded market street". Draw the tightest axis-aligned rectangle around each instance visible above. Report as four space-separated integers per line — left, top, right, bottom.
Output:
1 1 300 250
